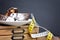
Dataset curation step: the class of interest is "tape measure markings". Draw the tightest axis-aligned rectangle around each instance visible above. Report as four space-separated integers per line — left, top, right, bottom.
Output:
31 31 49 38
28 14 36 33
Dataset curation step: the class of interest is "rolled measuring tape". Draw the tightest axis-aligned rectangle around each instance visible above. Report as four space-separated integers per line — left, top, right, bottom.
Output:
28 14 54 39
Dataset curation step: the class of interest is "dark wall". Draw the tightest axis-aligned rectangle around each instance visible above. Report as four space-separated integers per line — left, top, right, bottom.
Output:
0 0 60 36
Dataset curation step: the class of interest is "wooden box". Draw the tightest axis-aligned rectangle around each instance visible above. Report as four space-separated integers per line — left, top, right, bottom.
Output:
0 25 39 40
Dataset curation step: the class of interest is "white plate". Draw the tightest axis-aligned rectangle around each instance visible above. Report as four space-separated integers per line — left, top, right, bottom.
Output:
0 19 32 26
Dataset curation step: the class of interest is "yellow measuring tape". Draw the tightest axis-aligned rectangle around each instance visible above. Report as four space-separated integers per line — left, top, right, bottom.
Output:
28 14 36 33
28 14 53 39
47 32 53 40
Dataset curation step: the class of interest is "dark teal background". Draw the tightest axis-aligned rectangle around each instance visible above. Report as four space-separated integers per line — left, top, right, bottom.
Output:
0 0 60 36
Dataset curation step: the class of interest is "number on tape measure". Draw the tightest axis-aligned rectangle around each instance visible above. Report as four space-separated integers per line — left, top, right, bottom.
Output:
47 32 53 40
29 21 34 33
31 31 48 38
28 15 36 33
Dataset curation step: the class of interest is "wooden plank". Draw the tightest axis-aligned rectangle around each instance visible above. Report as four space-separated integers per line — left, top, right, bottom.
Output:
24 38 36 40
37 36 46 40
0 30 12 36
0 36 12 40
0 26 16 29
21 25 38 28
